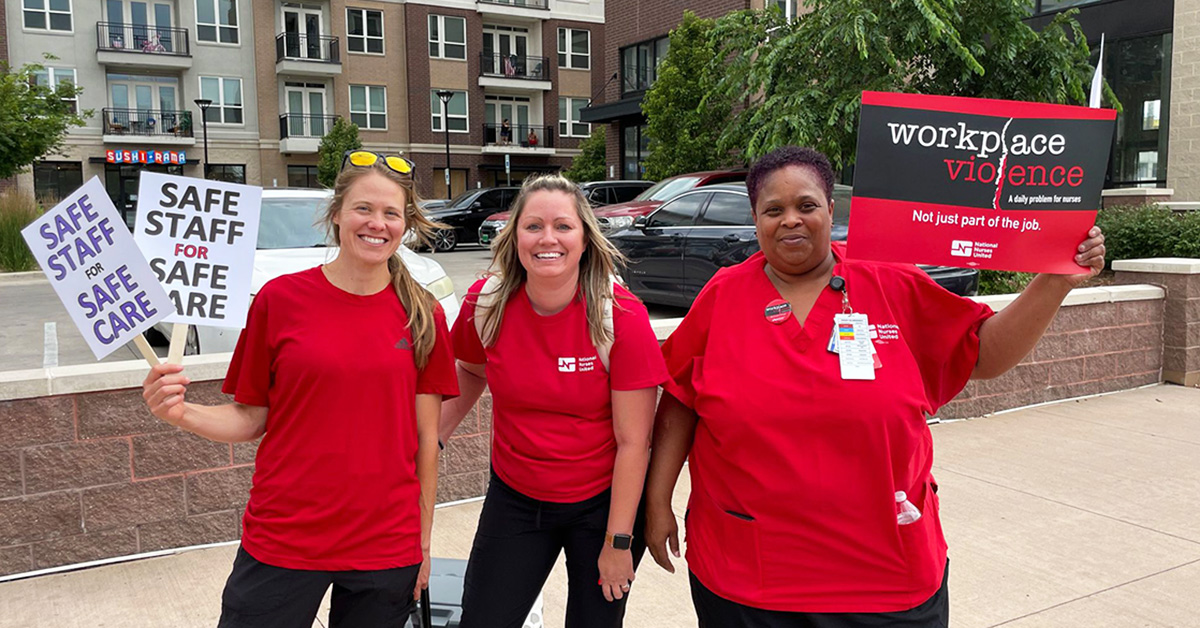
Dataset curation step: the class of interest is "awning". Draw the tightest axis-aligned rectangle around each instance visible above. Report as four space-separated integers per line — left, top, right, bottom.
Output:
580 96 645 124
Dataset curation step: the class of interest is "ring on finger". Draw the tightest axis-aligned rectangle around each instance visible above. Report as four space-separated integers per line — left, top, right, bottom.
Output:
621 583 631 591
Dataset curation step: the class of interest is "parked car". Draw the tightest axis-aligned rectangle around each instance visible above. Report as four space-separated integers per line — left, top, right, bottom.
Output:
476 180 655 244
419 199 450 212
426 187 520 251
593 170 748 233
150 188 460 354
609 183 979 308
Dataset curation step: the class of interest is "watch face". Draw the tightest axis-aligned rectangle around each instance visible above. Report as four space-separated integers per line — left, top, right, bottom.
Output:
612 534 633 550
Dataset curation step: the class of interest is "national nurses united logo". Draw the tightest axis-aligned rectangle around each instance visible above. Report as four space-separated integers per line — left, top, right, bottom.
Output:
558 357 576 372
558 356 598 373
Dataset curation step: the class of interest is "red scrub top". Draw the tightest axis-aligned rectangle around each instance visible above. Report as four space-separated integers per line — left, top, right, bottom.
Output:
662 245 993 613
453 279 668 503
223 266 459 570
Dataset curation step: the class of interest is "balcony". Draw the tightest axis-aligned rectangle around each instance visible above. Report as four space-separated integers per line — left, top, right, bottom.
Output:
102 108 196 146
476 0 548 19
95 22 192 70
478 53 552 91
481 123 555 155
279 113 338 154
275 33 342 76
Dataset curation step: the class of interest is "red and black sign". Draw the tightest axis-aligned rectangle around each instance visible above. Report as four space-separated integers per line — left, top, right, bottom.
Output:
847 91 1116 273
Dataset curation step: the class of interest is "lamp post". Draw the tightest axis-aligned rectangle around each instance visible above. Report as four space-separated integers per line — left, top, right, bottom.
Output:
435 90 454 199
193 98 212 179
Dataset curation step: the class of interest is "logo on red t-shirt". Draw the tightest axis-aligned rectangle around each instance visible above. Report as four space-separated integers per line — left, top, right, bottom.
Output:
557 356 599 373
558 357 576 372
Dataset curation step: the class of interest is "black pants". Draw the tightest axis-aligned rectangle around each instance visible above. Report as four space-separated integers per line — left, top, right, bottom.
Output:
690 561 950 628
217 546 419 628
459 473 647 628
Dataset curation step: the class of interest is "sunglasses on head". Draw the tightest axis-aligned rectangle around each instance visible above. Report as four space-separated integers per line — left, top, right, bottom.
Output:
341 150 415 176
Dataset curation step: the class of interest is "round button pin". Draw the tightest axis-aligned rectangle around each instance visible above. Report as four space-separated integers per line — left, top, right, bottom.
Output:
765 299 792 324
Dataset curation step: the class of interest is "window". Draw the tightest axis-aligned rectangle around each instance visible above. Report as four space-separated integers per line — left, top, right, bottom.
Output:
205 164 245 183
770 0 799 20
1033 0 1105 14
429 15 466 60
287 165 320 188
199 76 243 124
196 0 238 43
24 0 72 32
33 162 82 203
648 193 705 228
698 192 752 226
621 37 669 94
350 85 387 130
430 90 467 133
347 8 383 54
558 28 589 69
558 97 589 137
622 123 650 180
31 67 78 113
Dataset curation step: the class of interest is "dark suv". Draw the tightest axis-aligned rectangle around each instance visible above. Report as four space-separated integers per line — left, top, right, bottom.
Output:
426 187 520 251
476 180 655 245
609 183 979 307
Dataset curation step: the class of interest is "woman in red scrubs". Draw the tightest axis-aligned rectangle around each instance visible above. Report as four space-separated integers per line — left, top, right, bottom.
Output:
643 146 1106 626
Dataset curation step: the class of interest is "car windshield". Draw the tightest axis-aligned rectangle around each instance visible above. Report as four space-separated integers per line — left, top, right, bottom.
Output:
257 196 329 250
446 190 481 209
634 176 702 202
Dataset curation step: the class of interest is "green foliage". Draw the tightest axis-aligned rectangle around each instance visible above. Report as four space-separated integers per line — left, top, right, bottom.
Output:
316 117 362 188
563 126 607 183
1095 205 1200 265
707 0 1117 169
642 12 735 179
0 56 91 179
0 190 44 272
978 270 1035 295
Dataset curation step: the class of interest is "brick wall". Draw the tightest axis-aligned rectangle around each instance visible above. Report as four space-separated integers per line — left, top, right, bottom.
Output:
1168 0 1200 201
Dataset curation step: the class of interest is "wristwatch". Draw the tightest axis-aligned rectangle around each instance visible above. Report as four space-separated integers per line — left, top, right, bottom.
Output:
605 532 633 551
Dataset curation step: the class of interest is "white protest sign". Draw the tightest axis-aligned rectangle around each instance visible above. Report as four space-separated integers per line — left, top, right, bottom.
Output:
20 177 174 360
134 173 262 327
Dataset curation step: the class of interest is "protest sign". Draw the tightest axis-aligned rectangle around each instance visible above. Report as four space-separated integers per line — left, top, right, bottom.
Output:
847 91 1117 274
134 173 262 329
21 177 173 362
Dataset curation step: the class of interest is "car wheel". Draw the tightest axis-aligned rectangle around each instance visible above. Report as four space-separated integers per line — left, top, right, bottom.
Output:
184 326 200 356
433 229 458 252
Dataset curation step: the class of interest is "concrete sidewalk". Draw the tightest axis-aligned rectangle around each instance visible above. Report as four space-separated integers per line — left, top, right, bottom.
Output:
0 385 1197 628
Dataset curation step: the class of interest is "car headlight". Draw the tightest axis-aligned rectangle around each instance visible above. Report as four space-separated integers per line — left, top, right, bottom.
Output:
606 216 634 230
424 276 456 301
483 220 507 230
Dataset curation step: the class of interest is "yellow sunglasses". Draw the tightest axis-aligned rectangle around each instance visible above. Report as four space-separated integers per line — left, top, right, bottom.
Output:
341 150 415 176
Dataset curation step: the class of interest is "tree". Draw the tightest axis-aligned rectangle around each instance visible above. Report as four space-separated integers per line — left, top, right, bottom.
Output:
0 57 90 179
708 0 1117 170
642 12 734 180
317 117 362 187
563 126 606 182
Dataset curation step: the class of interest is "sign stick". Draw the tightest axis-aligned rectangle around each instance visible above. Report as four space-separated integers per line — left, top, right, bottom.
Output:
132 334 161 367
167 323 189 365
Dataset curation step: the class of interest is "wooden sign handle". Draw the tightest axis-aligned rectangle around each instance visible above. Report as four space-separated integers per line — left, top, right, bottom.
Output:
132 334 160 368
167 323 189 365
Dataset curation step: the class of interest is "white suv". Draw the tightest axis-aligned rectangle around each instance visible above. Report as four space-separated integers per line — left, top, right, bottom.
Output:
151 188 460 354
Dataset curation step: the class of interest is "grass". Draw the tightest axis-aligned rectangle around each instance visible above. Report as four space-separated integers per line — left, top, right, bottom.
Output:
0 190 46 272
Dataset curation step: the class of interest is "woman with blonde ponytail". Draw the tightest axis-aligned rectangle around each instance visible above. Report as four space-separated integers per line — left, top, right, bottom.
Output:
140 152 459 628
440 174 668 628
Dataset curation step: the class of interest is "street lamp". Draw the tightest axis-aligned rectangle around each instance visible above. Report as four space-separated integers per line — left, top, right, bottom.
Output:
193 98 212 179
435 90 454 199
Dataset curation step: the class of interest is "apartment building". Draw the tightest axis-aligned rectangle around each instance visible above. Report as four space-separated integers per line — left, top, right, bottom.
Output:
584 0 1200 203
6 0 605 211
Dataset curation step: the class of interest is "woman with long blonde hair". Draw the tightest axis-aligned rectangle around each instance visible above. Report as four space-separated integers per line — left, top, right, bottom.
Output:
440 174 668 628
141 152 459 627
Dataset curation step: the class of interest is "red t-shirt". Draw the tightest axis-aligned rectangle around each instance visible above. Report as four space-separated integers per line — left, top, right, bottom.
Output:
223 266 459 571
662 245 993 612
452 279 668 503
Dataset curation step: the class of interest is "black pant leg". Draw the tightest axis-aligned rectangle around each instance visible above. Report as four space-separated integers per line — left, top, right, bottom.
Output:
560 493 647 628
328 562 420 628
217 547 331 628
459 478 565 628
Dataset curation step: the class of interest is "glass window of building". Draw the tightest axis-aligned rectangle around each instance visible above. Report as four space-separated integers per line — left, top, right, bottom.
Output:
622 123 650 180
287 165 320 188
1099 34 1172 187
24 0 72 32
558 28 590 70
196 0 237 43
31 67 78 113
621 37 669 94
205 164 246 183
199 76 243 124
33 162 83 203
430 90 468 132
347 8 383 54
559 97 590 137
349 85 387 130
429 15 466 60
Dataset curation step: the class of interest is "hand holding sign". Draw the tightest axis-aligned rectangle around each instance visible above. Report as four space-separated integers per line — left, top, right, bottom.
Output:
20 177 173 365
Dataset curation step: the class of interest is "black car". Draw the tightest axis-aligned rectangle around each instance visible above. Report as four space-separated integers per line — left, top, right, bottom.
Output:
580 180 655 207
610 184 979 307
426 187 520 251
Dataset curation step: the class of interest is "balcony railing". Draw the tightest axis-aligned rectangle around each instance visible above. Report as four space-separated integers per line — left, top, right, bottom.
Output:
480 53 549 81
279 113 339 138
96 22 190 56
275 33 340 63
483 123 554 148
478 0 549 9
103 108 194 137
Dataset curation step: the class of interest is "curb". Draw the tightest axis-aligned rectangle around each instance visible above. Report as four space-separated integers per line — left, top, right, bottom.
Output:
0 271 47 286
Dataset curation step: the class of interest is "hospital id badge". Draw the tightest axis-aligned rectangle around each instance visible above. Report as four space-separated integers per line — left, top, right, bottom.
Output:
834 313 875 380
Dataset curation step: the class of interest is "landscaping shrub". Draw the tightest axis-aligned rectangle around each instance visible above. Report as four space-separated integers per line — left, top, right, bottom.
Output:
0 190 43 272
